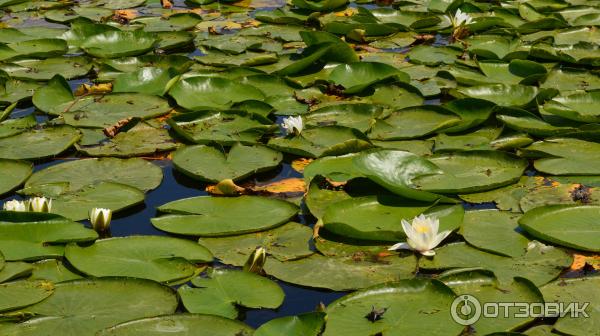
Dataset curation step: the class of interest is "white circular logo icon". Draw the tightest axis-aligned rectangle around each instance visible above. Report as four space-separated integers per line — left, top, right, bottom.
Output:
451 294 482 325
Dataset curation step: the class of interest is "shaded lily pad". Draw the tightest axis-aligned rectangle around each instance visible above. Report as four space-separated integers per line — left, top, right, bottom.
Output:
0 278 178 336
0 212 97 261
178 268 284 318
65 236 212 283
323 279 463 336
152 196 298 236
172 143 282 182
0 159 31 196
97 314 254 336
198 222 314 266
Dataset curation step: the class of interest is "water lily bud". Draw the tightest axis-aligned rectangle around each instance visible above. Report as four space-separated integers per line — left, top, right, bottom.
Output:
2 200 28 212
244 246 267 274
90 208 112 232
28 197 52 213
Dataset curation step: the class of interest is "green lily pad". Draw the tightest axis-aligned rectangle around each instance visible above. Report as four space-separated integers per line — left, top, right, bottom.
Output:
0 57 92 81
0 125 80 160
542 90 600 122
413 151 528 194
28 259 82 283
152 196 299 236
541 67 600 92
408 45 461 66
454 84 539 107
113 67 178 96
328 62 409 94
0 280 54 313
0 212 97 261
461 210 529 257
0 278 178 336
167 110 272 145
0 38 67 61
24 157 162 193
198 222 314 266
439 269 543 335
65 236 212 283
178 268 284 318
75 122 177 158
519 180 600 212
368 105 461 140
97 314 254 336
268 126 372 158
0 159 31 196
292 0 347 11
0 261 32 283
519 204 600 252
304 104 380 133
81 30 157 58
0 115 36 139
419 242 572 286
523 138 600 175
541 277 600 336
496 107 578 137
172 143 282 182
323 279 463 336
169 76 265 110
255 312 325 336
264 251 417 291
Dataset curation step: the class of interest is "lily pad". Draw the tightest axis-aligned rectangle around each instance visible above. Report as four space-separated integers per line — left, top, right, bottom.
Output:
97 314 254 336
268 126 372 158
0 278 178 336
328 62 409 94
255 312 325 336
81 30 157 58
368 105 461 140
323 279 463 336
28 259 82 283
198 222 314 266
0 280 54 312
461 210 530 257
0 159 31 196
519 204 600 252
454 84 539 107
523 138 600 175
542 90 600 122
304 103 380 133
169 76 265 110
65 236 213 283
178 268 284 318
413 151 528 194
0 261 32 283
0 212 97 261
172 143 282 182
0 57 92 81
152 196 298 236
0 126 80 160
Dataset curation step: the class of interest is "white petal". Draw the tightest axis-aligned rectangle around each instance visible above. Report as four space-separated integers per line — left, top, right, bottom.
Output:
388 242 412 251
430 230 452 249
401 219 415 239
421 249 436 257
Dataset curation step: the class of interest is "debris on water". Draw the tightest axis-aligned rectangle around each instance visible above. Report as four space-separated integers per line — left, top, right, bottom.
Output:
570 184 592 203
365 306 388 322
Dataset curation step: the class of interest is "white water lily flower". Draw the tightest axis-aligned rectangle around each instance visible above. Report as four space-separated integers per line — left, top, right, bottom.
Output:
281 116 303 136
28 197 52 213
388 214 451 256
452 9 473 27
3 200 28 212
90 208 112 232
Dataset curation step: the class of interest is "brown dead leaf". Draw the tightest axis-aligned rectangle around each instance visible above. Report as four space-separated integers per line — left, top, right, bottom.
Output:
291 158 313 173
571 254 600 270
74 83 113 96
206 179 246 196
113 9 137 23
161 0 173 8
251 178 306 194
103 117 133 138
335 7 357 16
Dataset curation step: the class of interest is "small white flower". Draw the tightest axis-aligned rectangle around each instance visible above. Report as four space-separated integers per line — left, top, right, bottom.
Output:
2 200 28 212
388 214 451 256
281 116 303 136
452 9 473 27
28 197 52 213
90 208 112 232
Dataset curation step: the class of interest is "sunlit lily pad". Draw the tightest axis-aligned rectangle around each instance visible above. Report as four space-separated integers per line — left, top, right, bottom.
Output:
368 105 461 140
28 259 82 283
323 279 463 336
461 210 529 257
0 278 178 336
328 62 409 94
519 205 600 252
454 84 539 107
542 90 600 122
0 57 92 81
0 261 32 283
255 312 324 336
169 76 265 110
0 125 80 160
152 196 298 236
304 104 380 132
179 268 284 318
172 143 282 182
522 138 600 175
0 280 54 312
81 30 157 58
